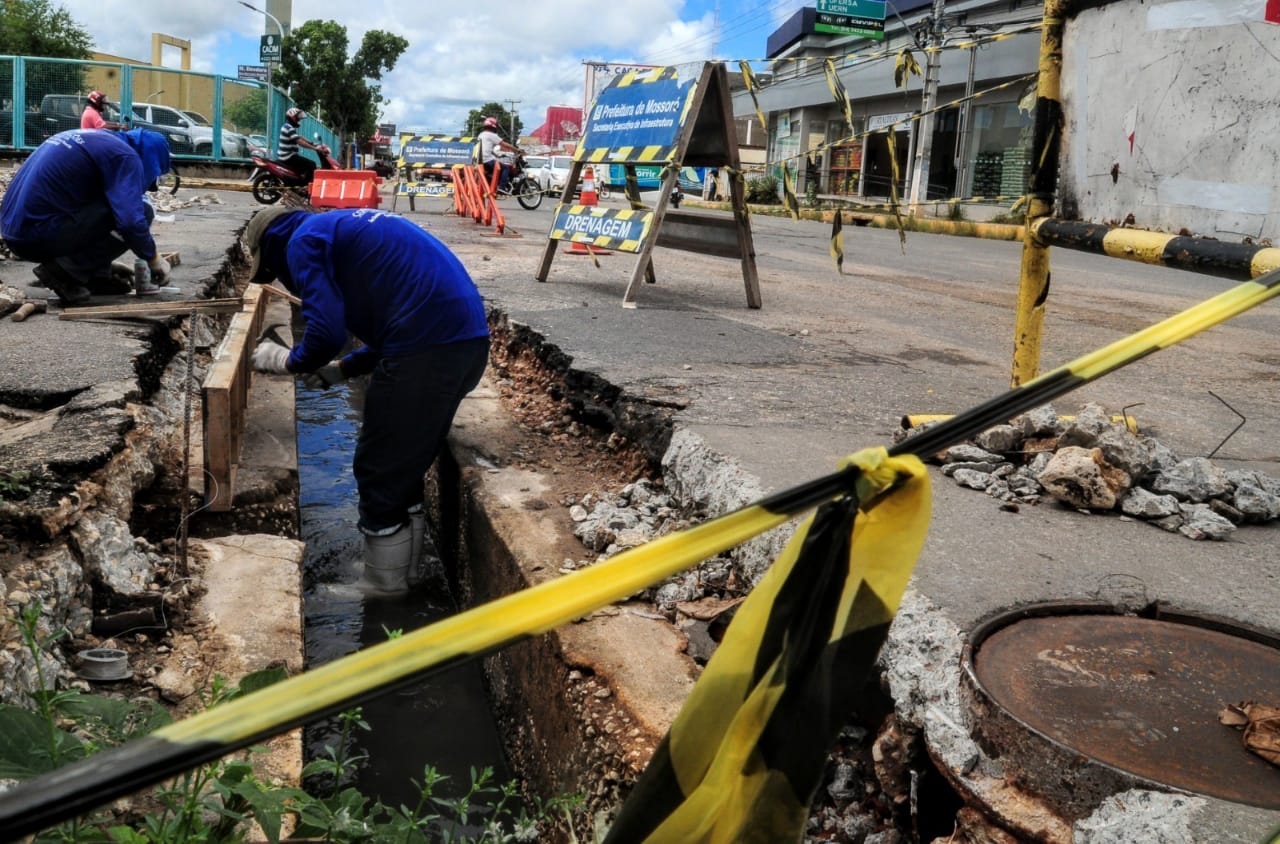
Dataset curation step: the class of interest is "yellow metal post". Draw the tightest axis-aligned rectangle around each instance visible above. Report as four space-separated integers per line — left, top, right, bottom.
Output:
1011 0 1067 386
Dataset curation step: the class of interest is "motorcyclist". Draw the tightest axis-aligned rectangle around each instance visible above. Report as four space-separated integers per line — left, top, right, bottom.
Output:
278 107 324 184
80 90 125 131
0 128 173 306
477 116 518 193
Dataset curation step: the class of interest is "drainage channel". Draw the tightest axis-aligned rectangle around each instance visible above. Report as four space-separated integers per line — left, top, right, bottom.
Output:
294 378 511 811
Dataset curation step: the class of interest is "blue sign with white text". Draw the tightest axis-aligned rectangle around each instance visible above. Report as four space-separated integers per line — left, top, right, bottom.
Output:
581 74 694 155
400 138 474 166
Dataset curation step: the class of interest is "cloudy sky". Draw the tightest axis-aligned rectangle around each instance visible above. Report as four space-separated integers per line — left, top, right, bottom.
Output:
56 0 806 136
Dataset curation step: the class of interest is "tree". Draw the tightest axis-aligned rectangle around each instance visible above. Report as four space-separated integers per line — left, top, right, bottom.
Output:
464 103 523 140
0 0 92 57
276 20 407 144
0 0 92 116
224 87 267 135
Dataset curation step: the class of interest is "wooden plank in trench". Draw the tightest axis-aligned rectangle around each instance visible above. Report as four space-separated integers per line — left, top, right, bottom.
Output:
201 286 266 511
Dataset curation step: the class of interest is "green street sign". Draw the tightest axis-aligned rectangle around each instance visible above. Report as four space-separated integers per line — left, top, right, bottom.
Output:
817 0 887 19
259 34 281 64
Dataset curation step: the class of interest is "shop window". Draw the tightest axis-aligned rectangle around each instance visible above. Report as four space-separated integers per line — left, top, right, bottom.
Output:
964 101 1033 198
826 117 863 195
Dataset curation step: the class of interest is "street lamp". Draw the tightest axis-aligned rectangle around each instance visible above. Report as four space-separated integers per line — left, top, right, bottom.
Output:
238 0 282 147
146 90 165 102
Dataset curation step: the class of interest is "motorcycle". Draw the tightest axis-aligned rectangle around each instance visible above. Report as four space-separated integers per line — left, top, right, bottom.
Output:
249 144 340 205
495 151 543 210
670 182 683 209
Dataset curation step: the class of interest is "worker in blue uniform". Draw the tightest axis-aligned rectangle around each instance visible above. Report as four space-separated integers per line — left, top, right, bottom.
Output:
244 206 490 593
0 128 173 305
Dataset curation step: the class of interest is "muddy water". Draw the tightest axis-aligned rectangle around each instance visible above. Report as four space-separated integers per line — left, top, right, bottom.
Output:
295 382 511 809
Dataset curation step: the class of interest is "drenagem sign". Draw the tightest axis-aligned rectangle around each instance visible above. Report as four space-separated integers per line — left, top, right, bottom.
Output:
550 206 655 253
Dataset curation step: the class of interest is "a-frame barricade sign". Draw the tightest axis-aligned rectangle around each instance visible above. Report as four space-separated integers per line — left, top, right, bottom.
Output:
392 134 474 212
535 62 762 309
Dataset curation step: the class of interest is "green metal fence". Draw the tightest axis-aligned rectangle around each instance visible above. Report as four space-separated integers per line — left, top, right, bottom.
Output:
0 55 339 163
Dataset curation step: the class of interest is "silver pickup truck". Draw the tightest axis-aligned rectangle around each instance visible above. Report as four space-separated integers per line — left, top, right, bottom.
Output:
130 103 249 158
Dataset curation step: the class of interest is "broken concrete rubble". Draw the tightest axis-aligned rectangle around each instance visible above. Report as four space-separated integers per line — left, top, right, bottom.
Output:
899 402 1280 541
1038 446 1130 510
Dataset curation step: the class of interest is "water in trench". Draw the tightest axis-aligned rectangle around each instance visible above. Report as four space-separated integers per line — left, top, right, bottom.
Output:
294 379 512 811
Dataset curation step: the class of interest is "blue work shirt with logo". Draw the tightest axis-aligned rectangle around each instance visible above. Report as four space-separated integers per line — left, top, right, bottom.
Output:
265 208 489 375
0 129 169 260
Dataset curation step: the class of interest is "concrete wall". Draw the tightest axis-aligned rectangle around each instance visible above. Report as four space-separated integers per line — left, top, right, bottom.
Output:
1060 0 1280 240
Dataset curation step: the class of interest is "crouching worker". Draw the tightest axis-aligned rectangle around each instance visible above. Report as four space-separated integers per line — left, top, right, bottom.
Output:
0 128 173 306
244 207 490 594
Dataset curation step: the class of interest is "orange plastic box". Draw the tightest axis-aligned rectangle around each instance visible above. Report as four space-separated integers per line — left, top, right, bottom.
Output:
310 170 383 209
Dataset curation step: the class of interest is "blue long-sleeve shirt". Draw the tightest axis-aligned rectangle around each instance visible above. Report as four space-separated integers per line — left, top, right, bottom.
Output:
0 129 169 260
267 209 489 375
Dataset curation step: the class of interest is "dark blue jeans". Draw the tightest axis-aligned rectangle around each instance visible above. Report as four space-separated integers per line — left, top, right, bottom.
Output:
353 336 489 534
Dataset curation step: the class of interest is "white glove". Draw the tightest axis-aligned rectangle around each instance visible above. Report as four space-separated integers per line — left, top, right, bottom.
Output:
148 255 171 284
301 362 346 390
252 340 291 374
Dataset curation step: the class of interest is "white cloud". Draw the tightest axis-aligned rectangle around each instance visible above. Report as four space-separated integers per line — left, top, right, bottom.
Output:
54 0 739 139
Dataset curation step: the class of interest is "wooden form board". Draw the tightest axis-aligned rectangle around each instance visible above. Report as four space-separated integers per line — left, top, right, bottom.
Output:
201 285 268 512
535 62 761 309
59 298 244 320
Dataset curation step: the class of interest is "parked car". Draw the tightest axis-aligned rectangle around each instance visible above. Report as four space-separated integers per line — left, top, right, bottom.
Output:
247 134 270 156
522 155 548 188
537 155 574 194
130 103 247 158
0 95 194 153
179 109 251 158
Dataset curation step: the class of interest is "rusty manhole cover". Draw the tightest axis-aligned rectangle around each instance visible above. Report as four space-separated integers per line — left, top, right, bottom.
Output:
971 612 1280 809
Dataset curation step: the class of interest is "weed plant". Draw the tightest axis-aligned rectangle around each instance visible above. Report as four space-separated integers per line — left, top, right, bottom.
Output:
0 603 581 843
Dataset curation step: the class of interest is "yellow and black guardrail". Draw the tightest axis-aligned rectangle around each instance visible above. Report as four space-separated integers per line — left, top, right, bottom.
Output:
1031 218 1280 281
2 265 1278 840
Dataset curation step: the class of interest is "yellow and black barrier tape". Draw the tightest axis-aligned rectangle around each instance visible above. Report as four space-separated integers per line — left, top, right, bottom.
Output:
3 267 1280 838
836 195 1028 214
755 23 1041 77
763 73 1037 223
1032 218 1280 281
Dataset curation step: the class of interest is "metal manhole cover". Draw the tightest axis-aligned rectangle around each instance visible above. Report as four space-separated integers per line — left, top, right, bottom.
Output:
972 614 1280 809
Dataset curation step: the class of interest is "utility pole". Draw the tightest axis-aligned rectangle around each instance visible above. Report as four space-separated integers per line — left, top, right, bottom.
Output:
239 1 284 155
712 0 721 58
504 99 520 141
907 0 946 212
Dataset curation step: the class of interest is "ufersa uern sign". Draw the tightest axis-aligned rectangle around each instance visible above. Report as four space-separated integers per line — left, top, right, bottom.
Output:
537 62 762 309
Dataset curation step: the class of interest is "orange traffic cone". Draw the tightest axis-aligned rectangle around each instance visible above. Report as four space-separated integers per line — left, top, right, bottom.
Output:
580 166 599 206
564 166 611 257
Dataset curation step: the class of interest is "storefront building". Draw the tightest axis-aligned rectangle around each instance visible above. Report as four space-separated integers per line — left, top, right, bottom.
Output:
735 0 1042 203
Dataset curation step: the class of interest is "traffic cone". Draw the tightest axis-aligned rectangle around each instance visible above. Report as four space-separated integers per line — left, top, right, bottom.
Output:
580 166 599 206
564 166 611 257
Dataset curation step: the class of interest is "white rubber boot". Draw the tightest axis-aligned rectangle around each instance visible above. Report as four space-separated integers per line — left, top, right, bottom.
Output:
359 526 413 594
407 505 425 587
